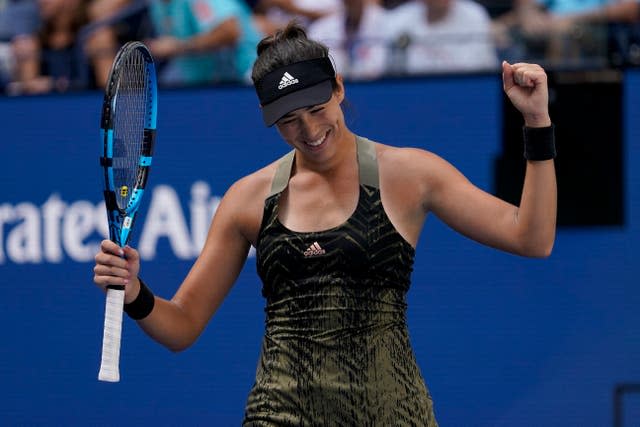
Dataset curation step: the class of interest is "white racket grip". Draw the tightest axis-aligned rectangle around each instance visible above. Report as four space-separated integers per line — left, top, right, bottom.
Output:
98 287 125 382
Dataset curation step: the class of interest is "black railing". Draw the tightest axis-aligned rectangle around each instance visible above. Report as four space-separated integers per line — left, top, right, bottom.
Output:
613 383 640 427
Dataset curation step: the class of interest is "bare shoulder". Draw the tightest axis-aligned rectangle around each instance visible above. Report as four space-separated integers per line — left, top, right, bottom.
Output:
375 142 463 215
376 143 449 182
227 162 278 202
368 143 451 243
219 159 280 245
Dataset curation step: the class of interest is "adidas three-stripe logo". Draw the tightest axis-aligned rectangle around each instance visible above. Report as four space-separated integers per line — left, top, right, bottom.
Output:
278 72 299 90
303 241 326 257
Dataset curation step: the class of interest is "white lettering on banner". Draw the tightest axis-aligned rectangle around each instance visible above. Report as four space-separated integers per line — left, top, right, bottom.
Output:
0 204 14 263
0 181 230 265
138 185 193 259
63 201 101 262
7 203 41 263
42 194 65 263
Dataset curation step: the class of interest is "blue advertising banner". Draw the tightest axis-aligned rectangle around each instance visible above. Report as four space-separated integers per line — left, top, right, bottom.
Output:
0 72 638 426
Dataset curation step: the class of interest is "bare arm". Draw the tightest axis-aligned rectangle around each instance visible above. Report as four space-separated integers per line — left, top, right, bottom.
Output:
503 61 556 255
88 0 133 20
420 62 556 257
568 1 640 24
9 35 56 94
84 26 118 88
182 17 241 53
492 0 553 35
258 0 332 21
147 18 241 60
136 187 252 351
93 178 261 352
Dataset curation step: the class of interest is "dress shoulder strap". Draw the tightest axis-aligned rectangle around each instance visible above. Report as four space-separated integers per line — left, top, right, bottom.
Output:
268 150 295 198
356 136 379 189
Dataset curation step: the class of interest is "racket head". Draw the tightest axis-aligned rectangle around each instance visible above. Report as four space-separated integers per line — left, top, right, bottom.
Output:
100 41 158 247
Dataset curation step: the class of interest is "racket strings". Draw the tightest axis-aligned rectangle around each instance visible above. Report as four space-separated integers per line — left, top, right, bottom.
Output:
112 49 149 211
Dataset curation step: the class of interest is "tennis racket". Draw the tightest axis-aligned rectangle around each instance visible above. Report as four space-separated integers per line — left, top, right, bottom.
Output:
98 41 157 382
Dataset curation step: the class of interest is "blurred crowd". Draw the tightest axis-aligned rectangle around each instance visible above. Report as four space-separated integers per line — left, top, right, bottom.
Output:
0 0 638 95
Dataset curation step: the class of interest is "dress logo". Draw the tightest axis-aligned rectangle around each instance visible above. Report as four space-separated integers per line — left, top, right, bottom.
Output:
303 241 326 257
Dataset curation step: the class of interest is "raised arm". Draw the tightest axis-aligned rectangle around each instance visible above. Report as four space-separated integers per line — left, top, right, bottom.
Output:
501 61 556 255
390 62 557 257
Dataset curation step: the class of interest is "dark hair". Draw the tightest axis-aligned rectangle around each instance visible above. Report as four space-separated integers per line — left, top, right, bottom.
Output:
251 21 331 84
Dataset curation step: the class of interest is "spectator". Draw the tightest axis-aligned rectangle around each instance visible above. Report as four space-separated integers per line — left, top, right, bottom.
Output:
550 0 640 65
0 0 40 90
88 0 137 21
0 1 40 44
307 0 388 80
550 0 639 26
146 0 263 86
9 0 115 94
491 0 632 65
84 0 154 47
252 0 340 36
383 0 498 74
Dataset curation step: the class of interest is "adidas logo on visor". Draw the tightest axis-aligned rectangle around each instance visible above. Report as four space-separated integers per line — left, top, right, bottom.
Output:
278 72 299 90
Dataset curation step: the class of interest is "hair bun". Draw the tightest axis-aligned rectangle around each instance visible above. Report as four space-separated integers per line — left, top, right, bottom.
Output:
256 21 308 56
252 20 330 84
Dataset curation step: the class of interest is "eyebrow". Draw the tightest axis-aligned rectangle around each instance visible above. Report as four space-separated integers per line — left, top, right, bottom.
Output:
281 106 317 120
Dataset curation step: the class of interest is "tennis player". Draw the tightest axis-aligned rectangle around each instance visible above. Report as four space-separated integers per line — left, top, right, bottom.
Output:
93 21 557 425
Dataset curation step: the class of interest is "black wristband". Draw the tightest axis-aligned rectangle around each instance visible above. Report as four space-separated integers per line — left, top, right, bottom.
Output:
124 278 155 320
523 124 556 161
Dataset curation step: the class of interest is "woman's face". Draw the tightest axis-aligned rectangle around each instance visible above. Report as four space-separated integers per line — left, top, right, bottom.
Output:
274 78 347 160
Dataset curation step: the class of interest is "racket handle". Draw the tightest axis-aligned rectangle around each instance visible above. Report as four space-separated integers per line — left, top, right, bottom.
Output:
98 286 125 382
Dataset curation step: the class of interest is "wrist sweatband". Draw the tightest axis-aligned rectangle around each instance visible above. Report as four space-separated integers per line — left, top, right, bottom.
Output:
124 278 155 320
523 124 556 161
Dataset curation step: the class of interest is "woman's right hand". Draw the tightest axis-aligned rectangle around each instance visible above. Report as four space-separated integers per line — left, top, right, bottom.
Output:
93 240 141 304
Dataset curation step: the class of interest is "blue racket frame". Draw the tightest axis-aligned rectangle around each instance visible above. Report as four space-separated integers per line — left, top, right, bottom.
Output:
100 41 158 248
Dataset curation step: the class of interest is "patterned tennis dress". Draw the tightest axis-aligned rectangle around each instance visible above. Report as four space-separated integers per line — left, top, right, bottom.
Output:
243 136 438 426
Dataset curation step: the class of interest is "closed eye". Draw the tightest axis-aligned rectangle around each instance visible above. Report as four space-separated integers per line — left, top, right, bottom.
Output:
278 106 324 125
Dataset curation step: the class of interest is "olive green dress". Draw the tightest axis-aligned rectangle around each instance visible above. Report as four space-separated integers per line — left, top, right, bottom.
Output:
243 136 438 426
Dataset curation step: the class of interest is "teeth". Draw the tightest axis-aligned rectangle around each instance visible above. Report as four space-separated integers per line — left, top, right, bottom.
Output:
307 134 326 147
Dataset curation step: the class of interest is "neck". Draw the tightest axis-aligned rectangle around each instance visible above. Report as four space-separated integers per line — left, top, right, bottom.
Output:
295 130 357 176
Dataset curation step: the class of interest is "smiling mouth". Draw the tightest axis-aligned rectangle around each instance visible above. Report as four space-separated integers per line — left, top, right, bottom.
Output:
305 131 328 148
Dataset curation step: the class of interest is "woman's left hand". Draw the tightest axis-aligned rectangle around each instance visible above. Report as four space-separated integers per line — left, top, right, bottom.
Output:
502 61 551 128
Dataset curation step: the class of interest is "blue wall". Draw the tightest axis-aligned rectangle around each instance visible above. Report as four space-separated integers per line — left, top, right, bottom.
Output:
0 72 638 426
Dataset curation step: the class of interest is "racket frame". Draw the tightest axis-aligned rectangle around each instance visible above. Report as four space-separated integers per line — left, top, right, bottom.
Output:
98 41 157 383
100 41 158 248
